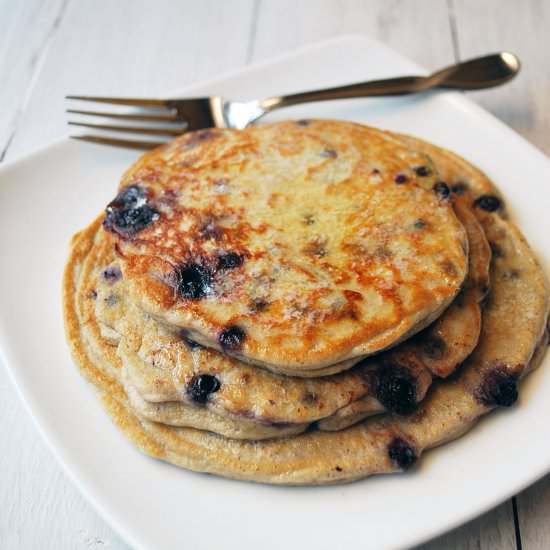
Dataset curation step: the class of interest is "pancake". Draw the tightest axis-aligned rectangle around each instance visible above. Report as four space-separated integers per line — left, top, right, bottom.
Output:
79 226 422 437
73 220 309 440
82 199 486 436
319 199 490 431
380 198 490 379
394 133 508 218
63 194 549 483
103 120 468 374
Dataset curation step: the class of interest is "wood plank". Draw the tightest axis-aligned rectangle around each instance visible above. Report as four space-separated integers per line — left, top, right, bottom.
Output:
0 0 255 548
453 1 550 548
0 382 130 549
452 0 550 154
517 474 550 549
0 0 67 158
5 0 256 159
252 0 455 69
0 1 117 547
416 501 516 550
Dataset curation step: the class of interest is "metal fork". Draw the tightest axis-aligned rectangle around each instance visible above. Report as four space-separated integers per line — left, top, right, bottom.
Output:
66 52 519 150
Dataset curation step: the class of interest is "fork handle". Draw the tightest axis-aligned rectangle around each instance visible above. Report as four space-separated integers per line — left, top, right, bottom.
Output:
258 52 519 112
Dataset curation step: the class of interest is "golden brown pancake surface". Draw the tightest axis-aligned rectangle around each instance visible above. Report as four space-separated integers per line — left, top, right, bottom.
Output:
103 120 468 373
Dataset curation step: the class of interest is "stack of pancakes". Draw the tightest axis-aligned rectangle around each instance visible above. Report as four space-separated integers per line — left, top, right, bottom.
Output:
64 120 549 484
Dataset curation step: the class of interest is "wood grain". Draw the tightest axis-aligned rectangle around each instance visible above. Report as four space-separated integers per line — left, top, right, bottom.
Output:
416 501 516 550
0 0 67 158
6 0 256 160
453 0 550 154
0 4 119 548
0 384 128 549
517 475 550 549
0 0 549 548
252 0 455 68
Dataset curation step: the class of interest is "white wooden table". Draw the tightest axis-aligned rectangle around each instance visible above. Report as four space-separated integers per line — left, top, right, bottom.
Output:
1 1 549 548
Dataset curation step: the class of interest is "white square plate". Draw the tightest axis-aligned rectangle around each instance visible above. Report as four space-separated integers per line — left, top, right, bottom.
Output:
1 35 549 550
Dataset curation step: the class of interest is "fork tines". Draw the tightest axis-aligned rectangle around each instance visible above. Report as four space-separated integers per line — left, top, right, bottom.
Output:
66 95 184 149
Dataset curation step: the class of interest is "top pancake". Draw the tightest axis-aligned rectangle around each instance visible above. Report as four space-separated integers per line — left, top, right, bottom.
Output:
103 120 468 373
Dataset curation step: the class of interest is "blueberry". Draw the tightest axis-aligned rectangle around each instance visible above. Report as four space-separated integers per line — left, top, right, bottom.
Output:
269 421 294 429
111 184 142 208
504 269 521 280
474 194 502 212
394 173 408 184
189 374 220 403
475 367 519 407
388 437 417 470
218 325 246 351
320 148 338 158
102 265 121 282
250 298 268 311
489 241 504 258
217 252 244 269
423 335 446 360
184 129 219 150
414 219 426 229
453 288 466 308
374 364 417 415
302 391 318 404
178 264 211 299
103 185 159 237
296 119 311 126
104 294 118 307
180 329 202 350
414 166 431 177
199 219 222 241
451 182 469 195
433 181 451 200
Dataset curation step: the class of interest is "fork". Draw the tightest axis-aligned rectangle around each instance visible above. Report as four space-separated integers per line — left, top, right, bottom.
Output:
66 52 519 150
